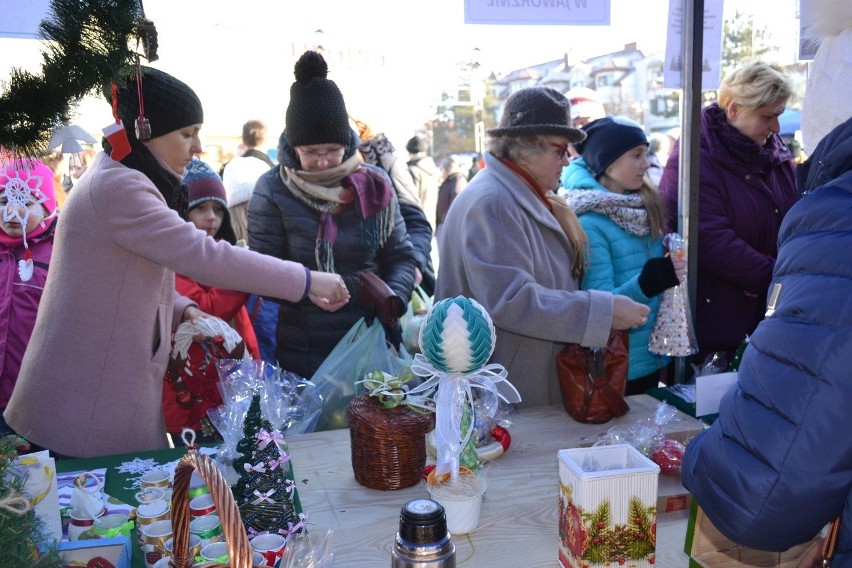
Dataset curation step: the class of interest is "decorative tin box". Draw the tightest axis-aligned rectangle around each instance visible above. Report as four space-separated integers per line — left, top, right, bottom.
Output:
558 444 660 568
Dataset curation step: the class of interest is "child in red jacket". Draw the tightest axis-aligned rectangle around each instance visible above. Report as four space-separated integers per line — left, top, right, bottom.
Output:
163 159 259 441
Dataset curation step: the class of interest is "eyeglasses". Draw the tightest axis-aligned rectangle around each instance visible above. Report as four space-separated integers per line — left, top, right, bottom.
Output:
296 146 346 161
549 142 570 160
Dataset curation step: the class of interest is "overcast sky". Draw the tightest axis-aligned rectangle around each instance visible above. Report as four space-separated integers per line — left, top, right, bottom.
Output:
1 0 801 153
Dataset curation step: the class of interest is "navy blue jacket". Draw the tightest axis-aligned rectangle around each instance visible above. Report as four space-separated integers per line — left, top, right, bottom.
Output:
682 116 852 564
248 132 416 379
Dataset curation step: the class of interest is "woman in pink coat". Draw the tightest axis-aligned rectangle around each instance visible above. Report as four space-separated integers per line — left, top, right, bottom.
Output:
3 68 349 458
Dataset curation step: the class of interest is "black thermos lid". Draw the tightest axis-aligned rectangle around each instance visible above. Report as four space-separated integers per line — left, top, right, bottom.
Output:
398 499 448 545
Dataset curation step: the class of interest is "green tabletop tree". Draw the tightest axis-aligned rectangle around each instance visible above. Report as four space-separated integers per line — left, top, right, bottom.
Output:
231 393 303 537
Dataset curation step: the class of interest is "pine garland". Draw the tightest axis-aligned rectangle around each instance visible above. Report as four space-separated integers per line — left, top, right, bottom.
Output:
0 436 61 568
0 0 155 160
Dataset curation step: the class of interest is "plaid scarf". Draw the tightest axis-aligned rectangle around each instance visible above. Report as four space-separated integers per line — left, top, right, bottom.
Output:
281 154 395 272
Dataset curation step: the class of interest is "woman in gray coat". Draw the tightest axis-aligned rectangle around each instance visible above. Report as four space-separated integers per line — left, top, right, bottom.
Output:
435 87 649 407
4 68 348 458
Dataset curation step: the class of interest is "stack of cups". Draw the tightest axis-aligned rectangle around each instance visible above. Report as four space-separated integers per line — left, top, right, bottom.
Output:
140 519 172 568
136 499 170 548
188 471 229 565
137 470 173 568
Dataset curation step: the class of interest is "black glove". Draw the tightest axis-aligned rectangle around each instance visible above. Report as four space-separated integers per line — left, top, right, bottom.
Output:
638 256 679 298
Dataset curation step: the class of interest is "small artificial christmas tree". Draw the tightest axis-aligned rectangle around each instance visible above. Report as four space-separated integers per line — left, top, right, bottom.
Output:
0 436 61 568
231 393 304 537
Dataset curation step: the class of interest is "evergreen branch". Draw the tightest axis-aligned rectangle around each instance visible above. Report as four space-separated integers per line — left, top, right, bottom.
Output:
0 0 149 159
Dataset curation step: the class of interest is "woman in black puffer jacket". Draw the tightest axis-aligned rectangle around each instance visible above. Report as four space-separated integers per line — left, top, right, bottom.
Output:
248 50 416 379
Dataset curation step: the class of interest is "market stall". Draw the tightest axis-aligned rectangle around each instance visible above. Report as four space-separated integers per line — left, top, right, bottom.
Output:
53 395 705 568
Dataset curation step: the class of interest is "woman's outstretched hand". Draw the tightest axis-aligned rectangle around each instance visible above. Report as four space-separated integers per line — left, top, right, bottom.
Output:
308 271 350 311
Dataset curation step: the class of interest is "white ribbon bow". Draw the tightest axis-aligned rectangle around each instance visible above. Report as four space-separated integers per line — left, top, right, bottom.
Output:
408 353 521 481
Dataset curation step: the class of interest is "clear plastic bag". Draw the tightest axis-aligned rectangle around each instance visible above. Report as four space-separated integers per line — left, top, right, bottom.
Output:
280 528 334 568
208 360 322 465
593 401 688 474
649 233 699 357
311 317 411 431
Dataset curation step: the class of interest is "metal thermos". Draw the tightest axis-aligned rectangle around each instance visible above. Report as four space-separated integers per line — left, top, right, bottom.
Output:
391 498 456 568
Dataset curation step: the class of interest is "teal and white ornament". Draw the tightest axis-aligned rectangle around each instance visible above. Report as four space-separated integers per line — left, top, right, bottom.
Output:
418 296 496 374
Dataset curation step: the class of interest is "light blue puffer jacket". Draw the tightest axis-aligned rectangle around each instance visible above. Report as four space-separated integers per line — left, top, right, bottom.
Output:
560 158 669 381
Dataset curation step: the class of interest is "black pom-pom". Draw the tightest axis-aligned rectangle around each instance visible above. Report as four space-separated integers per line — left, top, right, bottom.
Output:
294 51 328 84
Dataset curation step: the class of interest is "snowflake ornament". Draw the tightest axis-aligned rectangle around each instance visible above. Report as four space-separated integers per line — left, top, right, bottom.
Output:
1 167 48 226
116 457 159 475
2 166 50 282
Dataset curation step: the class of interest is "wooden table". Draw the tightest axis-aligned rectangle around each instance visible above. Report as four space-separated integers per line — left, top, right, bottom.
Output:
58 394 704 567
286 394 704 567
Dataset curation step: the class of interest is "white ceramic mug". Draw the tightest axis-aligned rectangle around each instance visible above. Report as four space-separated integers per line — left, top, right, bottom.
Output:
141 519 173 568
189 493 216 518
200 542 263 565
189 513 223 546
188 471 210 499
250 533 287 567
92 512 133 539
199 542 229 564
68 508 100 541
165 533 203 558
136 499 170 547
135 487 166 505
140 469 171 490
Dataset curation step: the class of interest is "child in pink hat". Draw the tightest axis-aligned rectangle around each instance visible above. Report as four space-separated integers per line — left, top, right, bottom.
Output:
0 159 57 434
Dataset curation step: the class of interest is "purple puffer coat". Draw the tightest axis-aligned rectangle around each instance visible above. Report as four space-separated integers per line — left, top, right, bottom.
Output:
659 103 797 361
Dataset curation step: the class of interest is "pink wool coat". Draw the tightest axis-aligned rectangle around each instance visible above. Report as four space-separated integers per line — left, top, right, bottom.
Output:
4 154 309 458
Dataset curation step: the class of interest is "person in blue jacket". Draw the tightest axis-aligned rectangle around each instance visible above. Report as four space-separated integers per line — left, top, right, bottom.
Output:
682 3 852 562
682 113 852 567
560 116 686 394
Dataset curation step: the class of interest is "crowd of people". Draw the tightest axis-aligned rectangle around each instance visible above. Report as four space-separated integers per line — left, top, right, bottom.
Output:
1 11 851 558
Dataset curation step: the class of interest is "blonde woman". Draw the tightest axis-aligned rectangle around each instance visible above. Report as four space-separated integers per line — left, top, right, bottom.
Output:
560 116 686 394
659 62 797 364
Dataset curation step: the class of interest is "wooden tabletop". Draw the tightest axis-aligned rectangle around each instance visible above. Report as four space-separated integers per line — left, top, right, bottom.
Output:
286 394 706 567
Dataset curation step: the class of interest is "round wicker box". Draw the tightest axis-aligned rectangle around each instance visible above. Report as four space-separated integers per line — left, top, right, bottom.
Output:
348 393 434 490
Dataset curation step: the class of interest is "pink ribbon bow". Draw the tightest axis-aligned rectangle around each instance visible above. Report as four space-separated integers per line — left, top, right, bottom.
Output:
255 429 284 451
251 489 276 505
244 461 266 473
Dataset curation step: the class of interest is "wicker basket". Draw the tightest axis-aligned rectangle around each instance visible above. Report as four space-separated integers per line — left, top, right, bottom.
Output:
169 450 261 568
348 393 434 490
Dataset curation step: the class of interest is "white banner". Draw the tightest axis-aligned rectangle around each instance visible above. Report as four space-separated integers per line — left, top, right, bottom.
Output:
663 0 725 90
0 0 51 39
465 0 610 25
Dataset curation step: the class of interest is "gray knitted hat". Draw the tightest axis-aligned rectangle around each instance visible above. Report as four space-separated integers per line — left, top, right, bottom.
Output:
487 87 586 143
